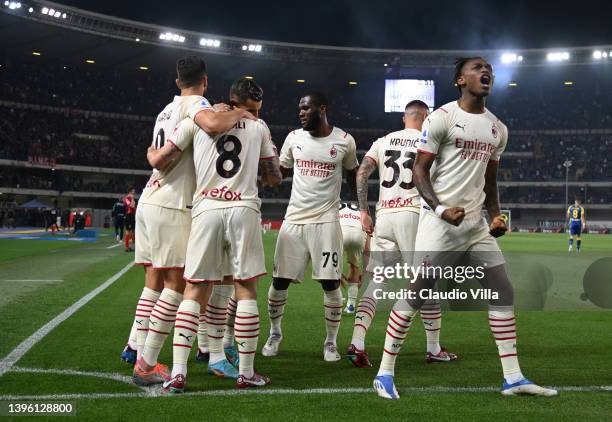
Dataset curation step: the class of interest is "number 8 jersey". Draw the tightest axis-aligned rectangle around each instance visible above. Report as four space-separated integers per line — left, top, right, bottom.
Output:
172 117 277 218
364 128 422 216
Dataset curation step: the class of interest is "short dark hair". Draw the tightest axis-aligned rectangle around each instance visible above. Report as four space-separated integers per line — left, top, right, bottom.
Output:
301 91 328 108
405 100 429 111
453 57 485 92
176 56 207 88
230 78 263 105
128 186 135 193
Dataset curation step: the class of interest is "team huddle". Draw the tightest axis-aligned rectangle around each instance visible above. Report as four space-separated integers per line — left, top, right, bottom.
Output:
119 55 557 398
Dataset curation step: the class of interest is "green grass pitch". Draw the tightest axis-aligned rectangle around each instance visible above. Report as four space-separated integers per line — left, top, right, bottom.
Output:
0 231 611 420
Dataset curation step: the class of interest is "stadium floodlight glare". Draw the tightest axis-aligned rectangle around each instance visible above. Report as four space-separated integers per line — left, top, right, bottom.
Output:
62 13 66 18
605 52 609 58
139 66 148 70
564 81 573 85
508 82 518 87
244 44 263 52
593 50 602 59
547 51 570 62
8 2 21 9
245 75 254 79
383 63 388 67
135 38 140 42
28 6 32 12
3 1 8 6
200 38 221 48
54 11 60 17
296 79 305 83
160 32 185 43
41 6 47 14
85 59 95 64
32 51 41 56
349 81 358 85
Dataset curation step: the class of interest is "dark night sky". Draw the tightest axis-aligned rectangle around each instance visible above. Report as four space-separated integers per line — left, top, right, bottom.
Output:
57 0 610 50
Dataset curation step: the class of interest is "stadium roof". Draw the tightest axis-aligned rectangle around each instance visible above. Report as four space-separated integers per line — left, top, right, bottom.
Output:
1 0 612 69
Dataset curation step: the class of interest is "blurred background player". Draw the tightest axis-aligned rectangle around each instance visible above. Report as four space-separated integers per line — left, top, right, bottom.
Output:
123 187 137 252
372 57 557 399
112 196 126 242
338 201 368 313
164 78 280 393
567 197 586 252
349 100 456 368
262 92 359 362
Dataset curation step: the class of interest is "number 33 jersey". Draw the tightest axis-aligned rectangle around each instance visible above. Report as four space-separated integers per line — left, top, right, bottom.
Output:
172 117 277 218
365 128 422 216
140 95 212 210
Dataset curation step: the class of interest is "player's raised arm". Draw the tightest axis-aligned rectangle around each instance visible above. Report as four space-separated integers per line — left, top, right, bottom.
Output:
192 107 256 137
356 156 377 234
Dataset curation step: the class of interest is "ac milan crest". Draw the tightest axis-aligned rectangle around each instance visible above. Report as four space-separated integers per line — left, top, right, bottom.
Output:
491 124 498 138
330 146 338 158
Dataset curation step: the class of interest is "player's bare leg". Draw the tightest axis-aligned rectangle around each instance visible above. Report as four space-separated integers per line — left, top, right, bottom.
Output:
134 269 186 385
206 277 238 378
262 277 291 357
321 279 342 362
235 278 270 388
164 281 213 394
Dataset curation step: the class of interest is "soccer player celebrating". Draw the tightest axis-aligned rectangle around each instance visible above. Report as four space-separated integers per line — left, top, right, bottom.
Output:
123 187 137 252
567 197 586 252
163 78 281 393
372 57 557 399
348 100 456 368
338 201 368 314
262 92 359 362
126 56 255 386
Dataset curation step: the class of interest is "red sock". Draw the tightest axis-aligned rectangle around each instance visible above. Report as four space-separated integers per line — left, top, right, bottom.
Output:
125 233 130 250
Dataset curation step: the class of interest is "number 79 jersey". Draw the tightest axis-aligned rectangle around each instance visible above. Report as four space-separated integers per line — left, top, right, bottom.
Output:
173 118 277 218
364 128 421 216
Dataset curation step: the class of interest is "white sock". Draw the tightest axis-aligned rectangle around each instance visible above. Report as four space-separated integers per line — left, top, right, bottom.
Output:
324 288 342 344
171 299 199 378
347 283 359 307
197 313 208 353
489 307 523 384
377 301 416 377
268 284 288 336
142 288 182 367
207 284 233 364
133 287 160 360
223 294 237 348
236 299 259 378
421 300 442 355
351 279 379 350
127 324 137 350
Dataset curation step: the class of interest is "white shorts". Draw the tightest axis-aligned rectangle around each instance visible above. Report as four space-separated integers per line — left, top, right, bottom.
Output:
135 203 191 269
342 225 366 267
273 221 343 282
413 210 505 268
367 210 419 271
184 207 266 283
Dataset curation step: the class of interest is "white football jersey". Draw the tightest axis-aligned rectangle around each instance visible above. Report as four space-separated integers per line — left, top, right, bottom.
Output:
419 101 508 217
280 127 359 224
338 202 362 228
365 128 422 216
172 118 277 217
139 95 212 210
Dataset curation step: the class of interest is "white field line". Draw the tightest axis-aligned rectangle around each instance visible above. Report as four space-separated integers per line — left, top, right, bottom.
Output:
0 261 135 377
2 279 64 282
1 366 612 401
106 243 121 249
